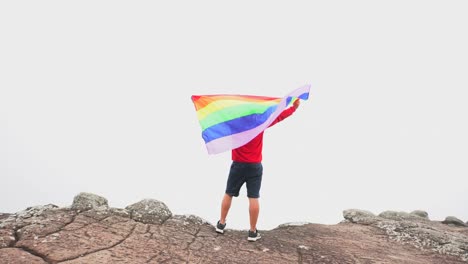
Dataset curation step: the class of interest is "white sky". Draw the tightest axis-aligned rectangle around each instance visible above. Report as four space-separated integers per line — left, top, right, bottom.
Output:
1 1 467 230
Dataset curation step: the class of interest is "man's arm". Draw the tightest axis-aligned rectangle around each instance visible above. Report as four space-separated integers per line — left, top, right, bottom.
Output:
268 99 300 127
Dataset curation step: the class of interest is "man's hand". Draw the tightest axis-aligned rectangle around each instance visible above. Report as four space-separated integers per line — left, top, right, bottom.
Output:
293 98 300 109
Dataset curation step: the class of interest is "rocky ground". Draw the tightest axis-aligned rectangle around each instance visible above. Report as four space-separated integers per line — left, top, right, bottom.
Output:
1 192 467 264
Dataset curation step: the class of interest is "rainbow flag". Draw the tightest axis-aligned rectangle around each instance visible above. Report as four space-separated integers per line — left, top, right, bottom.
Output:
191 85 311 154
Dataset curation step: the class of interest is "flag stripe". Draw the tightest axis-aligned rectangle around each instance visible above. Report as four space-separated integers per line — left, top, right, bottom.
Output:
192 94 280 110
202 104 278 142
198 100 280 130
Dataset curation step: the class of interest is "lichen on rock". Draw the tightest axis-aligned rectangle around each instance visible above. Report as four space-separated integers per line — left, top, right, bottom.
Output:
125 199 172 224
443 216 466 227
342 209 378 225
71 192 108 211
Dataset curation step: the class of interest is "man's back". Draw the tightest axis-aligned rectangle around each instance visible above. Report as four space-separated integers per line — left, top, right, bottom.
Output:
232 132 264 163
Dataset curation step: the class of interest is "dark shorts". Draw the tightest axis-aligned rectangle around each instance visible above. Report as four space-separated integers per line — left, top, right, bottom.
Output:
225 161 263 198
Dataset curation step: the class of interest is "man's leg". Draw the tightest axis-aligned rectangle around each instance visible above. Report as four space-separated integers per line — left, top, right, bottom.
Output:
248 198 259 231
220 193 232 224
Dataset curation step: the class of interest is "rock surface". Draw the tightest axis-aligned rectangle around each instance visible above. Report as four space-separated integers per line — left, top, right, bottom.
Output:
0 194 467 263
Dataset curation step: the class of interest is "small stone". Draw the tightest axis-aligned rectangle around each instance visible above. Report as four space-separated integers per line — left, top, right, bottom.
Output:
379 211 412 221
109 208 131 218
298 245 309 250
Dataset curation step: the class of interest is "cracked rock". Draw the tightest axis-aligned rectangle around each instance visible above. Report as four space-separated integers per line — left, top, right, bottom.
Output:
1 193 467 263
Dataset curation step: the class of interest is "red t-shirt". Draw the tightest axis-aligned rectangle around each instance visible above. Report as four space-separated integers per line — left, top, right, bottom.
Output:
231 106 297 163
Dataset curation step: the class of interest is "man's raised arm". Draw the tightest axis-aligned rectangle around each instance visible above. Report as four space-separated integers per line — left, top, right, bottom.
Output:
268 99 300 127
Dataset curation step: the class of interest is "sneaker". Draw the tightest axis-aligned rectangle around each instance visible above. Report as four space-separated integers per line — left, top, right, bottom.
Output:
215 220 226 234
247 229 261 242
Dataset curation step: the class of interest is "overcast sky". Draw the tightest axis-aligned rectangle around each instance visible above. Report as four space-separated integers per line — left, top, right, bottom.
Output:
1 1 467 230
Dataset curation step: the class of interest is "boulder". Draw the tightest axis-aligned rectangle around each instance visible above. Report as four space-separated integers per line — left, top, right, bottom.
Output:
167 214 209 226
379 210 421 221
442 216 466 227
343 209 377 225
410 210 429 219
125 199 172 224
71 192 108 211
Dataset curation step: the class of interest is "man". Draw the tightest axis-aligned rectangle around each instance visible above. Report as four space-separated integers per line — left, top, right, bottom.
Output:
215 98 300 241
